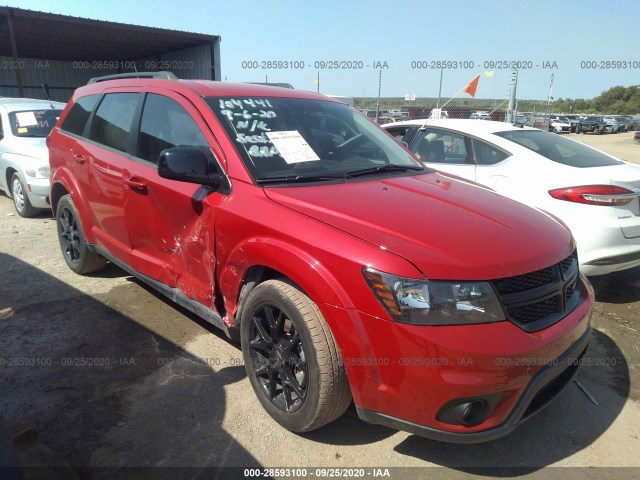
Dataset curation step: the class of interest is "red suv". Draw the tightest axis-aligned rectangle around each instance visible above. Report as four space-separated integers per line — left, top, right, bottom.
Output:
48 72 593 442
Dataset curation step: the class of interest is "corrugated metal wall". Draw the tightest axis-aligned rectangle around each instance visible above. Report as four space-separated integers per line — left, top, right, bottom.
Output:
139 43 218 82
0 57 100 102
0 42 220 102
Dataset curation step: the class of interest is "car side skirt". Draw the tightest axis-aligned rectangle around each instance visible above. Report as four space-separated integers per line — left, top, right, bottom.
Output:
93 244 231 338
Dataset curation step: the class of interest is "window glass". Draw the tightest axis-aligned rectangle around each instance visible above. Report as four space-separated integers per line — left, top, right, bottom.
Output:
385 126 412 140
412 129 469 164
90 93 139 152
472 139 509 165
206 97 421 182
9 109 63 138
137 94 209 163
494 129 622 167
60 95 99 136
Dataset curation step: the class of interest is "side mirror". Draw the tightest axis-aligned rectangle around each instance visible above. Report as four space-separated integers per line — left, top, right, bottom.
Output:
158 147 222 188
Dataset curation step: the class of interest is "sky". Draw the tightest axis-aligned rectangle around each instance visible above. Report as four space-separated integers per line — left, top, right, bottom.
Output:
5 0 640 102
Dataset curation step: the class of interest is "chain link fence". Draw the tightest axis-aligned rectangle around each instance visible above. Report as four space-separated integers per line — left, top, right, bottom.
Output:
355 102 508 124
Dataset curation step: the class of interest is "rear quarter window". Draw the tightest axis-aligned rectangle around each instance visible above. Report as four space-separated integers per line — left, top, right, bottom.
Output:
60 95 100 136
494 130 622 168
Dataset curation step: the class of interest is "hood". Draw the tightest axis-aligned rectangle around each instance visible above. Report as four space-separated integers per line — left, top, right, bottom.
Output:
264 172 574 280
5 137 48 162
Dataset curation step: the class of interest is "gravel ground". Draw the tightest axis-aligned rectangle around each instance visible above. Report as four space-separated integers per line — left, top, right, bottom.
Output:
0 132 639 479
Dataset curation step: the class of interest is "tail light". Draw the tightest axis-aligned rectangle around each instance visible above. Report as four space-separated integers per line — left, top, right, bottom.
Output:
549 185 636 206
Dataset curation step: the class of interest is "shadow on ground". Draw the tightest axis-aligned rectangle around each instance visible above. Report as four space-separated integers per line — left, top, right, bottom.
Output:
0 252 262 477
590 266 640 304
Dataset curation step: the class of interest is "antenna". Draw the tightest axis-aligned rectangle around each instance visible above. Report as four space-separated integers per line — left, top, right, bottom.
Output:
41 83 54 108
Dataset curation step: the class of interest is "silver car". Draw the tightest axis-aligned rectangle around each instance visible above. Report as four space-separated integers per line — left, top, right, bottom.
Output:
0 98 65 217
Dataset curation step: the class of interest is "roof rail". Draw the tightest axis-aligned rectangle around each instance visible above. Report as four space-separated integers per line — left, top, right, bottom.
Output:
246 82 294 89
88 71 178 84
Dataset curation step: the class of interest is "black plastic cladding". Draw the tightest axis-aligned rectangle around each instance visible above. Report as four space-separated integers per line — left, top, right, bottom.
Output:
492 251 581 333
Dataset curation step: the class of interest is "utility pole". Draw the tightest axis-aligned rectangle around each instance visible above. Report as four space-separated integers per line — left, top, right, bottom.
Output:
437 67 443 108
506 69 518 123
375 68 382 123
545 73 554 130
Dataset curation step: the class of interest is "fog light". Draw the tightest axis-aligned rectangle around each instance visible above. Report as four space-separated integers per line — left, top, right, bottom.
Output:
460 400 486 425
436 393 502 427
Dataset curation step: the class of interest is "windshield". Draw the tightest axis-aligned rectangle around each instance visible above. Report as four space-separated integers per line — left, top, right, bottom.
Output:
206 96 422 184
9 109 62 137
494 129 622 167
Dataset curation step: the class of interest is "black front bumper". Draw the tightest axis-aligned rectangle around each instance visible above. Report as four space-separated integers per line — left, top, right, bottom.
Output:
356 327 591 444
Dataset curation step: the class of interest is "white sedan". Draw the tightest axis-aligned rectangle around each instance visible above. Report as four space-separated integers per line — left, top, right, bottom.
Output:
384 119 640 276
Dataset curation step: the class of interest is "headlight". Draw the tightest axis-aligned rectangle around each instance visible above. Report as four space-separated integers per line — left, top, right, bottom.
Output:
37 165 50 178
363 268 505 326
25 165 50 178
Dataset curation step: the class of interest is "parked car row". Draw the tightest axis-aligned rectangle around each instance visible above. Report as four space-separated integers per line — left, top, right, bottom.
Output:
514 113 574 133
514 112 640 134
575 114 639 134
356 108 410 124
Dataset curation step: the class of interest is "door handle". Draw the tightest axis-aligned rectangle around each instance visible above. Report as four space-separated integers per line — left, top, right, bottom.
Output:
124 177 147 192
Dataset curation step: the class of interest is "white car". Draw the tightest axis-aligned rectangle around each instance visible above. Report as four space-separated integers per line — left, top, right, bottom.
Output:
549 117 572 134
0 98 65 217
384 119 640 276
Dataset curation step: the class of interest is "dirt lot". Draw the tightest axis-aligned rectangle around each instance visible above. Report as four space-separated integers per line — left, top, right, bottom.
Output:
0 132 639 479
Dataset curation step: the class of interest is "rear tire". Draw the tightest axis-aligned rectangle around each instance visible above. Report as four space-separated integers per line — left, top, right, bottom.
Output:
240 279 351 432
56 194 107 274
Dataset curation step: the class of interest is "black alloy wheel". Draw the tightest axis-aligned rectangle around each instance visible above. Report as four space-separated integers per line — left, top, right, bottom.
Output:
56 194 106 274
240 279 351 432
247 302 308 413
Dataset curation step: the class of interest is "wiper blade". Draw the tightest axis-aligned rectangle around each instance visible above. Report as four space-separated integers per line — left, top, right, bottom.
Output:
343 164 424 178
256 164 426 184
255 174 346 185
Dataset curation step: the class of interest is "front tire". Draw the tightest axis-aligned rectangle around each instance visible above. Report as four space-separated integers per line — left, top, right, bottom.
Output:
56 194 107 274
11 173 36 218
240 279 351 432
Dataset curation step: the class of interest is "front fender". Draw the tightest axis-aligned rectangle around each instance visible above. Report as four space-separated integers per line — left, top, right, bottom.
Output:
2 152 48 180
219 236 356 325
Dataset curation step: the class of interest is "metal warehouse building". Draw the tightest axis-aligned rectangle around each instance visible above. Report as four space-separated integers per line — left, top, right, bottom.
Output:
0 6 221 102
